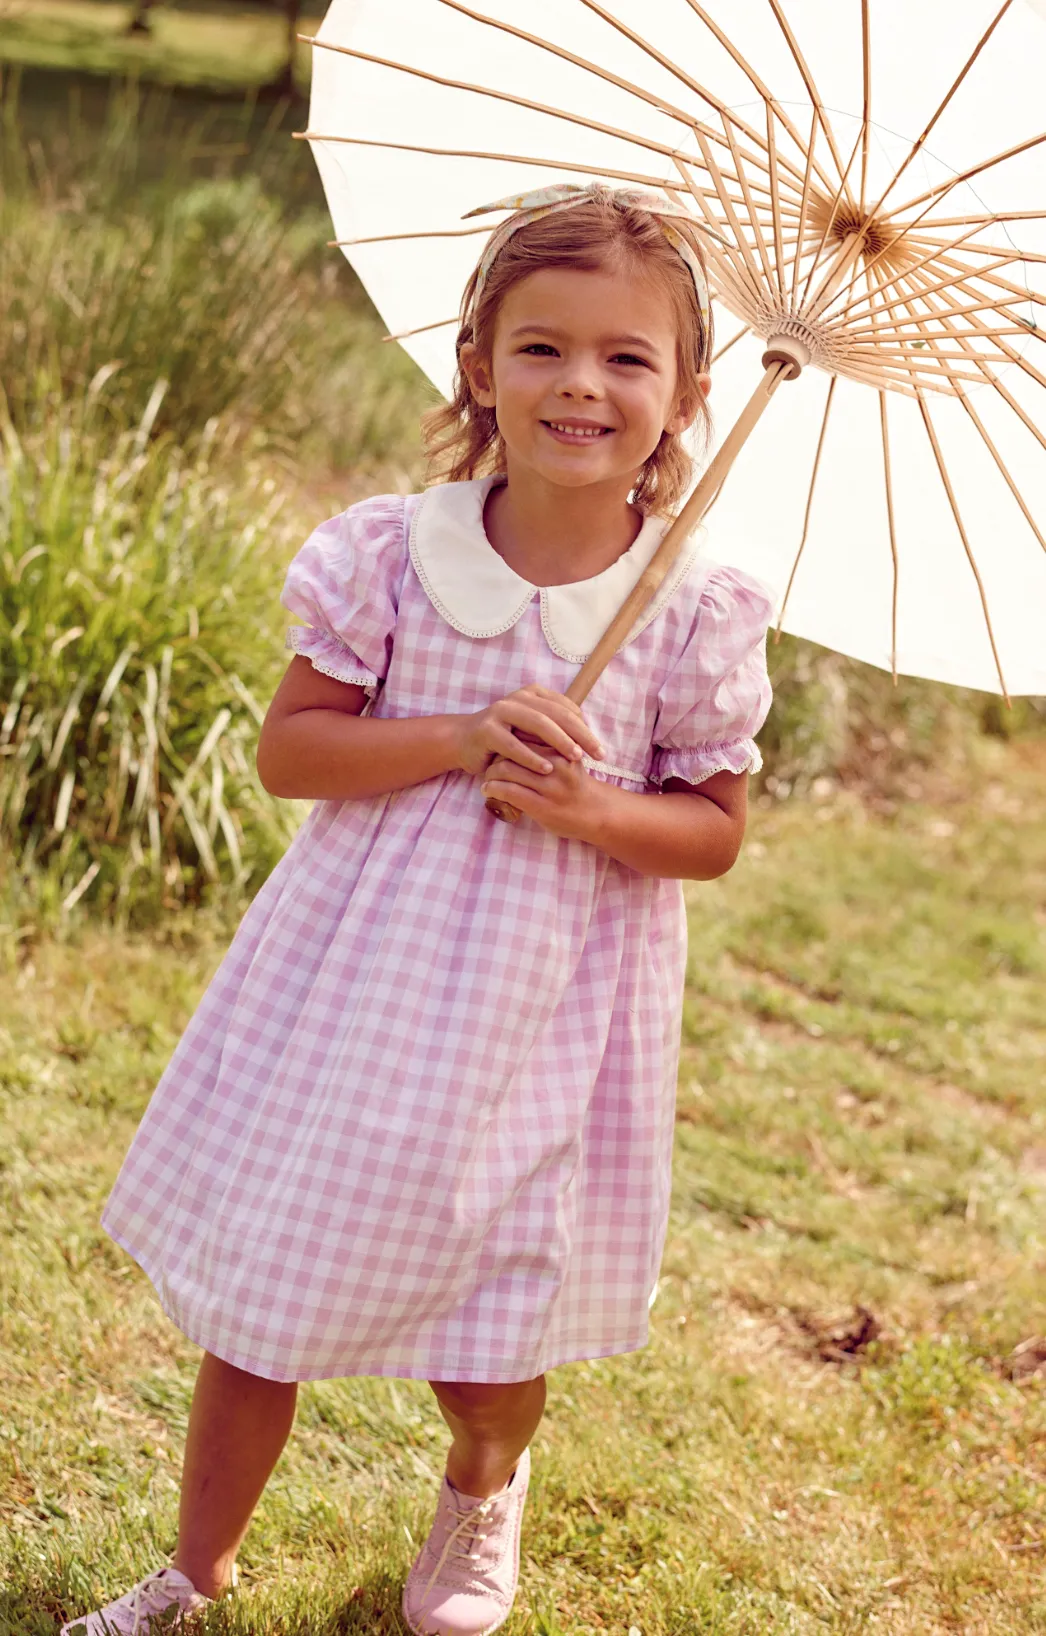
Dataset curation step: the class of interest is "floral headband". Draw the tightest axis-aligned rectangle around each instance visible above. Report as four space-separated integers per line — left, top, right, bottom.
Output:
462 183 712 360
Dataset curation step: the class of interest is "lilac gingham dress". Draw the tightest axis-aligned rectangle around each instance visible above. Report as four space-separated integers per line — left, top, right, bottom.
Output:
104 477 772 1384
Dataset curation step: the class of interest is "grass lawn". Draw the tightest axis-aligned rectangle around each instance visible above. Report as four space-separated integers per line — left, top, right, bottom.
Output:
2 744 1046 1634
0 1 322 90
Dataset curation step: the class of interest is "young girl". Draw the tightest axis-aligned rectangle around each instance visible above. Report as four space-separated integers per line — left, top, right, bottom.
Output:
65 184 772 1636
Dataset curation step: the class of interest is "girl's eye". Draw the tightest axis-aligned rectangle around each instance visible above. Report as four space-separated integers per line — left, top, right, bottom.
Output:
521 343 558 356
611 353 651 368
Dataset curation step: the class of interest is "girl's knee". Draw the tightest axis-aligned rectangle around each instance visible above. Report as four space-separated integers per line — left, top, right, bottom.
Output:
430 1375 544 1418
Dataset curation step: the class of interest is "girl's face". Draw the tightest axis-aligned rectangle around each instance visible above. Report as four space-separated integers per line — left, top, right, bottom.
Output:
461 262 709 495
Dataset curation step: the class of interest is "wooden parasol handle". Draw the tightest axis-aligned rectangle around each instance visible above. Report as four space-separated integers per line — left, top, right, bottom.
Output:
485 357 794 823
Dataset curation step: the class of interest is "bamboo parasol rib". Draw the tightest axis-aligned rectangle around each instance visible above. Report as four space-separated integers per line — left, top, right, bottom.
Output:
776 375 837 631
765 0 855 208
328 225 492 247
799 201 1009 335
295 129 681 191
382 318 459 341
877 263 1014 684
866 0 1016 218
920 210 1046 227
863 262 911 683
765 107 787 298
878 391 900 681
917 392 1009 698
929 243 1046 269
860 0 871 210
891 129 1046 220
957 390 1046 554
790 107 821 308
712 326 751 363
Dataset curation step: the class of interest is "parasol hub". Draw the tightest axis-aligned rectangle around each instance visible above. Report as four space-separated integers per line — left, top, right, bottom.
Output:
809 196 895 262
761 331 811 380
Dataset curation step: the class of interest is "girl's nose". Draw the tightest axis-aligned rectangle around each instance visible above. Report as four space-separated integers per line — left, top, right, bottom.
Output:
553 352 603 402
555 371 601 402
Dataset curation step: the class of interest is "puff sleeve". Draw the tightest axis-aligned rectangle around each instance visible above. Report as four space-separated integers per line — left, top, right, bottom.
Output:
281 494 408 695
650 565 774 787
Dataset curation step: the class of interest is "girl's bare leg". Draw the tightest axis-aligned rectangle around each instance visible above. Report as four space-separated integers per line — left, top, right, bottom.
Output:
430 1376 546 1499
172 1352 298 1598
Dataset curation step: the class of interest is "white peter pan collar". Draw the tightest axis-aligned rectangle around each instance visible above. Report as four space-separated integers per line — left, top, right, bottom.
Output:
408 477 701 663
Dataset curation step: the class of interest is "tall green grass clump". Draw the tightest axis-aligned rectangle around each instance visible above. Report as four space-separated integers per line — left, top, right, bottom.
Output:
0 394 301 921
0 83 434 922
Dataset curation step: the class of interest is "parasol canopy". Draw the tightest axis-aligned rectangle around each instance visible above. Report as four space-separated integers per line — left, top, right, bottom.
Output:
300 0 1046 697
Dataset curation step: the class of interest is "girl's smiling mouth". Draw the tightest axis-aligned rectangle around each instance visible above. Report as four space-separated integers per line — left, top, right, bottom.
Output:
542 420 615 442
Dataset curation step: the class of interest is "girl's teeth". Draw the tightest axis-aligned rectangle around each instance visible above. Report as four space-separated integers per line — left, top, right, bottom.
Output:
549 423 607 437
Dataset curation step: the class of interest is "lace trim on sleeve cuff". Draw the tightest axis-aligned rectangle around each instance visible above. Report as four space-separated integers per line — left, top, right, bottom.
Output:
650 738 763 786
285 626 379 694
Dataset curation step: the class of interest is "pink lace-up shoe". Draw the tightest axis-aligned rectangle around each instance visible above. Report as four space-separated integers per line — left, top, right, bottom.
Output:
60 1564 227 1635
403 1448 531 1636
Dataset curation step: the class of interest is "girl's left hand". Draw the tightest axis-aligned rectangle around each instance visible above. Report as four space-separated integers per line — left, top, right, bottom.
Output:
481 752 608 841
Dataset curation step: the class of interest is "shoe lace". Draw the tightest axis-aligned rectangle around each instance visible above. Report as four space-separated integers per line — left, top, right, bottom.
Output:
421 1494 497 1601
120 1571 184 1635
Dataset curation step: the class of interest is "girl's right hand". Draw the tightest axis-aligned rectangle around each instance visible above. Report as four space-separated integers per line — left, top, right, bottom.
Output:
453 684 604 778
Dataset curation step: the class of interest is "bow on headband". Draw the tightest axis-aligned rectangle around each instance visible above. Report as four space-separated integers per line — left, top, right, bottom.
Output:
462 183 711 341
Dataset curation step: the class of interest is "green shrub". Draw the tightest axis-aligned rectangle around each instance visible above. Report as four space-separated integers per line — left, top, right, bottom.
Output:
0 80 434 475
761 633 1046 800
0 83 436 924
0 395 302 920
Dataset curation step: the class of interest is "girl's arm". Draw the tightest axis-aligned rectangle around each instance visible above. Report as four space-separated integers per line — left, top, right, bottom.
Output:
480 757 748 881
589 773 748 880
256 657 603 801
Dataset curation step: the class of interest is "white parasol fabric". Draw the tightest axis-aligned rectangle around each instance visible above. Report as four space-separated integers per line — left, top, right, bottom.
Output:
303 0 1046 696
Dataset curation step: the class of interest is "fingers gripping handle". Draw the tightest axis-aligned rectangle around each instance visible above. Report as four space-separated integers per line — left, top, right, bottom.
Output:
483 672 600 823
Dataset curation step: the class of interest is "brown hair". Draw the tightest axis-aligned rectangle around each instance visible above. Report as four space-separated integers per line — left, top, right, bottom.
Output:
422 190 714 516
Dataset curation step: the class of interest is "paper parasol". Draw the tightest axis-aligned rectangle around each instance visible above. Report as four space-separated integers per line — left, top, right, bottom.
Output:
298 0 1046 698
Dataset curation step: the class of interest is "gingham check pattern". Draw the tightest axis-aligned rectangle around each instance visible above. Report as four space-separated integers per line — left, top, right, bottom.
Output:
103 490 772 1383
